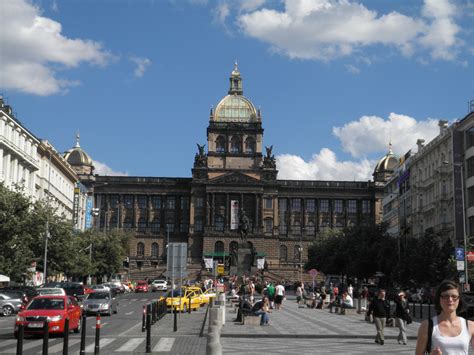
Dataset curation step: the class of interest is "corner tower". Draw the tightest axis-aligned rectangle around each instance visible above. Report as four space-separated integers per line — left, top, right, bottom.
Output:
205 62 264 179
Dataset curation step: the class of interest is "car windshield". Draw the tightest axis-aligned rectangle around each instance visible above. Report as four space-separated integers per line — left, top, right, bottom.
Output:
38 289 62 295
166 290 184 297
87 293 110 300
28 298 64 310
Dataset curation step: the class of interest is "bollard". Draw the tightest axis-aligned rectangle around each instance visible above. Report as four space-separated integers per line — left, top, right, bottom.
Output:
173 305 178 332
218 294 226 325
80 314 87 355
16 323 24 355
206 325 222 355
63 317 69 355
152 302 157 324
94 315 101 355
142 305 146 332
42 320 49 355
146 311 151 353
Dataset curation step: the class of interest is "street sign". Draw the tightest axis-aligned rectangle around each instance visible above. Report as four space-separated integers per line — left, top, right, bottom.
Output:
217 264 225 276
309 269 318 277
459 271 466 283
455 248 465 261
165 243 187 280
457 261 465 271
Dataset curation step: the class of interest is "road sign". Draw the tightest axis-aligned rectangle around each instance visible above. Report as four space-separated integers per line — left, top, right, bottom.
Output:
309 269 318 277
217 264 225 276
457 261 465 271
455 248 465 261
165 243 187 280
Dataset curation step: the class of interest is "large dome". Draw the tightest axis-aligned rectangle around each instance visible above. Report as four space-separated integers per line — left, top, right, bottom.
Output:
64 134 94 167
214 95 257 122
373 144 398 182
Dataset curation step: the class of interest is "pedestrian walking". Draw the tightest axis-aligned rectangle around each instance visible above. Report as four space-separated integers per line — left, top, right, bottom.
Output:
415 280 474 355
296 282 304 306
367 289 390 345
274 281 285 310
267 282 275 309
361 286 369 311
394 291 409 345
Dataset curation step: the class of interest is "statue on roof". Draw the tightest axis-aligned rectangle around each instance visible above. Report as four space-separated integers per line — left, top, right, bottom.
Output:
263 145 276 169
194 143 207 168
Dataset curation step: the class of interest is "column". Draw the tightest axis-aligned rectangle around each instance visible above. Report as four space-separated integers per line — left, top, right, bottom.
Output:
254 194 259 231
211 193 215 226
226 193 230 230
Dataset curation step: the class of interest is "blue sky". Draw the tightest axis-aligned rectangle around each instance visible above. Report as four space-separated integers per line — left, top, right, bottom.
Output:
1 0 473 180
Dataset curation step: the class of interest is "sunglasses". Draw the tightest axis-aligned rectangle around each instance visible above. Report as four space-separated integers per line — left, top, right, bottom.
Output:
440 294 460 301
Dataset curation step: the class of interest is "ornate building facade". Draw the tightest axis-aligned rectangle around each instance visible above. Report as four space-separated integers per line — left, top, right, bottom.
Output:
75 65 383 278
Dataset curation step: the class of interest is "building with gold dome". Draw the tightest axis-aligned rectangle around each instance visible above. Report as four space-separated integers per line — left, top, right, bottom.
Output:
71 64 384 280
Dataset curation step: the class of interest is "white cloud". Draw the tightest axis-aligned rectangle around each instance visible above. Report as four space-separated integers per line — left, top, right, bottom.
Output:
130 56 152 78
237 0 463 62
93 160 128 176
0 0 111 96
345 64 360 74
276 149 375 181
239 0 266 12
213 2 231 25
333 112 440 158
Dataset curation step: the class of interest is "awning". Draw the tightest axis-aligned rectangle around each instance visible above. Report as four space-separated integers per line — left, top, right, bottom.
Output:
0 274 10 282
204 252 229 258
256 253 266 257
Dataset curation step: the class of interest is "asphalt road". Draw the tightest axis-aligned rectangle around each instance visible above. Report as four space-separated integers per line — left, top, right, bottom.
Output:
0 290 165 354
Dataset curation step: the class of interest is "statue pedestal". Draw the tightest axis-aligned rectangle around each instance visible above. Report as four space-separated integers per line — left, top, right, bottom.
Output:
234 247 252 276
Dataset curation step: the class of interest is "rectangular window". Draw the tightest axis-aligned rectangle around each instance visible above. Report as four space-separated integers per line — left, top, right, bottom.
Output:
110 195 119 208
467 127 474 149
347 200 357 214
264 197 273 209
138 196 147 209
150 220 160 234
152 196 161 209
320 199 329 213
124 195 134 209
180 220 189 233
181 197 190 209
362 200 371 214
334 200 343 213
469 216 474 236
469 187 474 208
195 218 203 232
279 198 287 211
196 197 204 208
166 196 175 209
468 157 474 179
305 199 315 212
265 219 273 234
166 223 175 233
306 222 315 235
292 198 301 212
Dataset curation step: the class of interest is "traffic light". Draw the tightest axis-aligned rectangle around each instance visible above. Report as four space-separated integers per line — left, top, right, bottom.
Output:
91 208 100 216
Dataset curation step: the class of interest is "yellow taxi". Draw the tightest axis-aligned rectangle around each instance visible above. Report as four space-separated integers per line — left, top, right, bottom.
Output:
184 286 206 306
159 288 201 312
201 288 217 305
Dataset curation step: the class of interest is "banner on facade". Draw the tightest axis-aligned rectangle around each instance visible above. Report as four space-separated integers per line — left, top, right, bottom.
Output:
85 196 93 229
230 200 239 230
204 258 213 269
257 257 265 270
73 187 80 228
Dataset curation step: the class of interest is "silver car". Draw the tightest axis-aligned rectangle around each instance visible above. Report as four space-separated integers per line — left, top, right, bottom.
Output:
81 291 118 316
0 293 22 316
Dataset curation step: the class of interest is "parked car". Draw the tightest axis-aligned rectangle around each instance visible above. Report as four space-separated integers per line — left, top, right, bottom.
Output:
200 288 217 305
151 280 168 292
0 294 22 316
159 288 201 312
102 283 122 295
60 283 86 301
0 290 30 305
14 295 82 337
90 285 109 292
81 291 118 316
37 288 66 296
135 281 149 293
1 286 38 304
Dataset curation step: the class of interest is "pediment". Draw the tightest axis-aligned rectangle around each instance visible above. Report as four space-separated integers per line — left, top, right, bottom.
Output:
209 172 261 185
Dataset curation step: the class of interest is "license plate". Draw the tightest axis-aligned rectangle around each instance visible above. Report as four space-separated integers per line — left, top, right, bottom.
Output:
28 322 44 328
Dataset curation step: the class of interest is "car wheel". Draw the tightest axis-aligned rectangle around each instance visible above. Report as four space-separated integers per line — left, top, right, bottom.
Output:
74 318 81 333
2 305 14 317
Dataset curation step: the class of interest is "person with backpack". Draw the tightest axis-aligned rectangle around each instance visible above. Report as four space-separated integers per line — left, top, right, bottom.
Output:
367 289 391 345
415 280 474 355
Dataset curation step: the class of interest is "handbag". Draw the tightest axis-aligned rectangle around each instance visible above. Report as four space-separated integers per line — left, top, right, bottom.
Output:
406 313 412 324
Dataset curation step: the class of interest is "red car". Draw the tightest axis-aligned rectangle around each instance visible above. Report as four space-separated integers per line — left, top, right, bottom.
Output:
14 295 82 337
135 281 149 293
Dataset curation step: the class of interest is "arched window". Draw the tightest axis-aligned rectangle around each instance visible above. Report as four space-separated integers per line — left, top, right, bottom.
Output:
279 245 287 261
245 137 255 154
216 136 226 153
264 218 273 234
137 242 144 257
214 241 224 253
137 217 146 233
230 241 239 252
151 243 159 257
230 136 241 153
215 215 224 232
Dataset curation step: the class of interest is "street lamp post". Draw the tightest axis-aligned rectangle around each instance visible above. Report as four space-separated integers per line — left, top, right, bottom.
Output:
443 161 469 288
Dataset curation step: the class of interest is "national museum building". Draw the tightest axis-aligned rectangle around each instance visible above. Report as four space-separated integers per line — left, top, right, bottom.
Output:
67 64 384 279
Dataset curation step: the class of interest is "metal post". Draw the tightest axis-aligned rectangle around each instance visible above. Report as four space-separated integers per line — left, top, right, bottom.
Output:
459 163 469 288
16 324 24 355
420 300 423 319
428 299 431 319
173 306 177 332
94 315 101 355
142 305 146 332
146 310 151 353
44 149 52 282
80 314 86 355
42 320 49 355
63 317 69 355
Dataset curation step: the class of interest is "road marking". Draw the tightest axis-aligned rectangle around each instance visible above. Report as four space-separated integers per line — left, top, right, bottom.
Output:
84 338 114 353
0 339 17 348
125 311 134 315
115 338 144 352
1 339 43 353
118 321 142 337
42 339 81 353
153 337 175 352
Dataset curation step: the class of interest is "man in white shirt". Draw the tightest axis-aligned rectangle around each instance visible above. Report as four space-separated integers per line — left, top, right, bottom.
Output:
275 282 286 310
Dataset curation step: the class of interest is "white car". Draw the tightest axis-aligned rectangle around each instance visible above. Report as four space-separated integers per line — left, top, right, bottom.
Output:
151 280 168 292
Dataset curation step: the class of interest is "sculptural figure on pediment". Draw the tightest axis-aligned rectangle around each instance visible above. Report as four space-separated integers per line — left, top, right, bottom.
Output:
194 143 207 167
263 145 276 168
